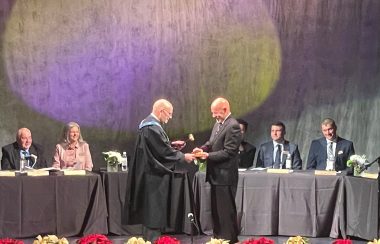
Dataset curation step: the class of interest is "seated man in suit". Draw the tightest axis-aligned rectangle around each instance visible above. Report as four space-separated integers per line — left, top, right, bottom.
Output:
237 118 256 168
256 121 302 169
1 128 47 170
307 118 355 171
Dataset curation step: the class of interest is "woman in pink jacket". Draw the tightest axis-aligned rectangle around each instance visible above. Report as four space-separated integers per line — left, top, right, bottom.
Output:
52 122 93 171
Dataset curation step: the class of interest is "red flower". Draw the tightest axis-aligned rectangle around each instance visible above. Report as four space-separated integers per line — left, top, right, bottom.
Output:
241 237 275 244
154 235 180 244
333 240 352 244
0 238 24 244
77 234 112 244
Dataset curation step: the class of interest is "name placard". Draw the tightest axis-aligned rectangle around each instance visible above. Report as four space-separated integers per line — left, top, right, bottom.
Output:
267 169 293 174
27 170 50 177
0 171 16 177
62 169 86 176
314 170 337 176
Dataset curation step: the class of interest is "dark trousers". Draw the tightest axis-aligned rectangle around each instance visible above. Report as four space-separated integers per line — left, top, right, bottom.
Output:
210 185 239 243
142 225 161 242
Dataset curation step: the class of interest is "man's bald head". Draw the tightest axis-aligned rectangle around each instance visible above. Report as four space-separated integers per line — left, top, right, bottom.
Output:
210 97 231 123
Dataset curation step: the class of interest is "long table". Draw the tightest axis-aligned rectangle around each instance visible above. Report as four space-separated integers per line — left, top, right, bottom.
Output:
0 173 108 238
193 170 379 240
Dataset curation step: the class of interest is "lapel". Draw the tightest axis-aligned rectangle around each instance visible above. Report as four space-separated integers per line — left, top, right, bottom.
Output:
12 143 22 169
335 137 343 157
210 117 229 143
282 141 290 164
319 138 328 160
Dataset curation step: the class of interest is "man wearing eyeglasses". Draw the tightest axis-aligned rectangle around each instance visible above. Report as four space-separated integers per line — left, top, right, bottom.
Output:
125 99 195 241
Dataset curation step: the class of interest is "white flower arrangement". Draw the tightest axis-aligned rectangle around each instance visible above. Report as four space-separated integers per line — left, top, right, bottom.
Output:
102 151 123 166
347 154 368 176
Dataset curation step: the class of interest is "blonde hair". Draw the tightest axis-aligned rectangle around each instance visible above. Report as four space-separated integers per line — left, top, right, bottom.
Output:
60 122 84 143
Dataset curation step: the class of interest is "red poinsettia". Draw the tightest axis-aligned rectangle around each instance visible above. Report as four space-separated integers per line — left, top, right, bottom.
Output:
332 240 352 244
0 238 24 244
241 237 275 244
154 235 180 244
77 234 112 244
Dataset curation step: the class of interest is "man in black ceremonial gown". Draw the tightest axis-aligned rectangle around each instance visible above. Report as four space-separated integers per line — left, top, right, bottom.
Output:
124 99 195 241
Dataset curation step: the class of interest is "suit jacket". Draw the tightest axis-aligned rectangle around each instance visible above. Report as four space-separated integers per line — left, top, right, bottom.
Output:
306 136 355 171
201 116 242 186
256 140 303 169
1 142 48 170
238 141 256 168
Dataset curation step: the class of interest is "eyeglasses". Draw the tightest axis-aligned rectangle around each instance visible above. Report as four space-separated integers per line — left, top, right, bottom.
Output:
162 109 173 118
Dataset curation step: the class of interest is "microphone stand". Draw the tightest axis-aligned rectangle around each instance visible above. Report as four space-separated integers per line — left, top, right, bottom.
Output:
364 156 380 170
188 213 200 244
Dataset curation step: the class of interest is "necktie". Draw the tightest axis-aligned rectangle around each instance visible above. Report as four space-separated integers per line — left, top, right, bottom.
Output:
215 123 222 135
327 142 334 161
21 150 30 167
274 144 282 168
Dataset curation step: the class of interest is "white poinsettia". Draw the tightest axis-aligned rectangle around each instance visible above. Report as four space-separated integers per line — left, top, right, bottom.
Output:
126 237 152 244
206 238 230 244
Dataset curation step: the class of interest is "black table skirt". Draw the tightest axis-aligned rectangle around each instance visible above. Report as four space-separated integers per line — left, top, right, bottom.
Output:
193 170 379 240
0 173 108 238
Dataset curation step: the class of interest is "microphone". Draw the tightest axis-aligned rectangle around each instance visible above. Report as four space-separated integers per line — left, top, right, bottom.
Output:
30 154 38 168
188 212 194 222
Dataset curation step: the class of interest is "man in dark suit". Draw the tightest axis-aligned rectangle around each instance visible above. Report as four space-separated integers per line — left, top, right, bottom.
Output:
193 97 241 243
1 128 47 170
256 121 302 169
236 119 256 168
307 118 355 171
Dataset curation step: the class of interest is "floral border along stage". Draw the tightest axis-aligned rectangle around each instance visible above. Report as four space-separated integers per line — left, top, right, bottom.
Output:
0 238 24 244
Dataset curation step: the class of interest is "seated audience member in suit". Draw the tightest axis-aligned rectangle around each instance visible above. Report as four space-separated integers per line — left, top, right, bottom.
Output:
256 121 302 169
307 118 355 171
1 127 47 170
52 122 93 171
237 118 256 168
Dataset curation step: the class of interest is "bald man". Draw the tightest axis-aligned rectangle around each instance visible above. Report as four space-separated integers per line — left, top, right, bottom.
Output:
193 97 242 243
1 128 47 170
125 99 195 241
